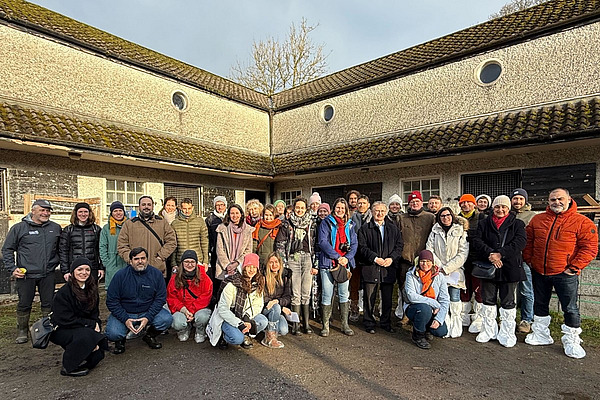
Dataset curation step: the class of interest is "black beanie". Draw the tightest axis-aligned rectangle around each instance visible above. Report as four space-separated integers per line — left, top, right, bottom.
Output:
110 201 125 213
70 257 91 273
181 249 198 264
74 202 91 213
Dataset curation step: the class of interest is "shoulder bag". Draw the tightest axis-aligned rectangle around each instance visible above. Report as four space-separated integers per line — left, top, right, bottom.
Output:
472 230 508 280
30 314 57 349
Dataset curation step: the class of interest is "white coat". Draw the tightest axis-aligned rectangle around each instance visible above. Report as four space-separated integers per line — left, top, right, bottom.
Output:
426 222 469 289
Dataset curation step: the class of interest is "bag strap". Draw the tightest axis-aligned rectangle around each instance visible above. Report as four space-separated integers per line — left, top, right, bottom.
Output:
133 217 164 247
256 229 272 251
183 281 198 299
500 229 509 248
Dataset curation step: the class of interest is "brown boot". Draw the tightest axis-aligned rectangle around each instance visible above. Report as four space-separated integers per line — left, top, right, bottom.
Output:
261 330 284 349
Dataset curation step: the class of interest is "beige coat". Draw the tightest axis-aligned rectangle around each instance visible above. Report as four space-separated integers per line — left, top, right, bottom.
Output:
215 223 254 280
117 214 177 276
426 223 469 289
171 213 209 265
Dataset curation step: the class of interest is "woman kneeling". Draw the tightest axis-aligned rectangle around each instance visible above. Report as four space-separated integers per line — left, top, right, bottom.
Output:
404 250 450 349
262 252 292 348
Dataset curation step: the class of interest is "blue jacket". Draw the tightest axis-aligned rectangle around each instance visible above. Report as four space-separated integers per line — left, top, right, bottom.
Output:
403 266 450 324
318 215 358 270
106 264 166 323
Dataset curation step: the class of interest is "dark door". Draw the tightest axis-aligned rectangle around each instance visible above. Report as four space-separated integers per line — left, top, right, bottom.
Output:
245 190 266 205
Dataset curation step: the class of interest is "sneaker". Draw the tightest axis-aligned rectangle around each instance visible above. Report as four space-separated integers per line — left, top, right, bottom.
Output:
517 320 531 334
349 309 360 322
194 332 206 344
241 335 253 349
177 330 190 342
412 336 431 350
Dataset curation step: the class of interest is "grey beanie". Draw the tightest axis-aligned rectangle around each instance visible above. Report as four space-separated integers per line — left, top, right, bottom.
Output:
213 196 227 207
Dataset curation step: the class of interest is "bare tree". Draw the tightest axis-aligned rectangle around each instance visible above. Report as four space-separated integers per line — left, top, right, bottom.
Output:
490 0 549 19
230 18 329 96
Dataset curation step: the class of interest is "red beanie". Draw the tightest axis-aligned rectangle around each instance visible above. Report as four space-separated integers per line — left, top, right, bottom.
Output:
408 191 422 202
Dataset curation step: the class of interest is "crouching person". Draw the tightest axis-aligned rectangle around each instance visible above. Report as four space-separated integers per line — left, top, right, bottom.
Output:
167 250 213 343
207 253 267 349
106 247 173 353
404 250 449 349
262 252 292 348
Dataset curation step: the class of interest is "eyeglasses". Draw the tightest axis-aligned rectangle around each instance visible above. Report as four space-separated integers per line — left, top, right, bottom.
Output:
440 214 452 218
182 260 197 265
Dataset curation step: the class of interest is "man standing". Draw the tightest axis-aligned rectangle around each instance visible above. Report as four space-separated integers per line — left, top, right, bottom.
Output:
351 195 372 232
347 190 360 216
510 188 536 333
117 195 177 279
427 195 443 215
349 194 372 320
458 193 486 332
171 198 209 270
524 188 597 358
2 199 61 343
106 247 173 353
358 202 403 334
395 191 435 322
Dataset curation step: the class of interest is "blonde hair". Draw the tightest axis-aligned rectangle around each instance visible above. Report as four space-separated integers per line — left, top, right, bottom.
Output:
245 199 264 216
264 252 284 296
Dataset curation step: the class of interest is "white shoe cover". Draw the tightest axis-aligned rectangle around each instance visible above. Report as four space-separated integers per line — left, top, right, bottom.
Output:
469 302 483 333
358 289 364 312
561 324 586 359
525 315 554 346
476 305 498 343
177 326 191 342
448 301 463 338
461 301 472 327
497 308 517 348
395 298 404 319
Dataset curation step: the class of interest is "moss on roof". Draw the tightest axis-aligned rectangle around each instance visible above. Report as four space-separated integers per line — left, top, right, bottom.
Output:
272 97 600 174
0 101 273 176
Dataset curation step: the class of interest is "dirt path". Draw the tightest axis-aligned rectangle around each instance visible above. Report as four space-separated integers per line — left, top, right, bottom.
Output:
0 319 597 400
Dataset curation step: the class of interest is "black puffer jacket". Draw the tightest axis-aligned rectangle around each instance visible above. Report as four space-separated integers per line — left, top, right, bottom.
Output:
59 223 102 274
263 268 292 308
205 213 223 268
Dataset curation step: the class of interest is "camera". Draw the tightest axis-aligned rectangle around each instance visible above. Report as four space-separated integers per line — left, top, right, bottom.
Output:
339 242 350 253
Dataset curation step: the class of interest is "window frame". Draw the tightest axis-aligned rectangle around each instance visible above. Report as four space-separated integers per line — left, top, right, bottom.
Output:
400 176 441 205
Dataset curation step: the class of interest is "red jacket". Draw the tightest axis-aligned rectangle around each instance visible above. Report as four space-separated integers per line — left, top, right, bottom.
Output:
523 200 598 276
167 265 213 314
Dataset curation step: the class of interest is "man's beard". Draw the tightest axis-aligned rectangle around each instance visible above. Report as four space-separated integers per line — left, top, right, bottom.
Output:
133 263 147 271
139 209 153 219
550 204 566 213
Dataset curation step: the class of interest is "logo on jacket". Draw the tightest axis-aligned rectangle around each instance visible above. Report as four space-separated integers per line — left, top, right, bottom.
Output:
28 230 40 235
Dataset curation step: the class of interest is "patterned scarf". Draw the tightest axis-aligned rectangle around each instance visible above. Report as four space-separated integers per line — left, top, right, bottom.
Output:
289 211 312 244
228 273 257 318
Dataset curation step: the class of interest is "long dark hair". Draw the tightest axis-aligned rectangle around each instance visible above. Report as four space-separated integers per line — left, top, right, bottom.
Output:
69 206 96 225
223 204 245 228
331 198 350 222
174 262 200 289
69 270 98 311
241 262 265 296
436 206 458 226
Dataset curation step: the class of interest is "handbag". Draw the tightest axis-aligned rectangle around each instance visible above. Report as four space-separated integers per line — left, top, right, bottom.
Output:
30 314 56 349
329 260 352 283
472 230 509 280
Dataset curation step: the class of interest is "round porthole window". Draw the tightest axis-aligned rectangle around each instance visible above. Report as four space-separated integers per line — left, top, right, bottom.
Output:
322 104 335 122
172 91 188 111
476 60 503 86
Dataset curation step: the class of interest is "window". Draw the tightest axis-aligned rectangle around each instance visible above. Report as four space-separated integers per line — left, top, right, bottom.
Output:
461 170 521 203
164 183 201 215
322 104 335 122
106 179 144 213
280 190 302 205
172 91 188 111
476 59 503 86
402 178 440 204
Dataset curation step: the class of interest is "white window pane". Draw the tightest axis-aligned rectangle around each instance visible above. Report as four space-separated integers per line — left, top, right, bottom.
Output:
106 192 114 203
106 180 115 191
116 180 125 191
127 181 135 192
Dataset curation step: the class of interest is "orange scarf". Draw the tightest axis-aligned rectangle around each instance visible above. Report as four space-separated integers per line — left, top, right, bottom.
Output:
252 219 281 241
418 269 436 299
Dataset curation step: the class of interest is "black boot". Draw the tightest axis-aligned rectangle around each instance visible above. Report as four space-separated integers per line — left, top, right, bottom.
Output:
241 335 253 349
412 329 431 349
142 326 163 349
113 339 126 354
291 305 302 336
301 304 313 335
60 366 89 377
217 337 228 350
16 311 30 344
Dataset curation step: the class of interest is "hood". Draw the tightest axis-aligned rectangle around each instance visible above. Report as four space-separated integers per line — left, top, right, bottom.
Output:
515 203 532 213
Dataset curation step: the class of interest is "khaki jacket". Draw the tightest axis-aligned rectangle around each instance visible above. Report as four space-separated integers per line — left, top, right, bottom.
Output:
171 213 209 265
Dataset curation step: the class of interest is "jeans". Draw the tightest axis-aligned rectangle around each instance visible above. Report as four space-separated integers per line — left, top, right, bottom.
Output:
288 252 314 305
320 268 349 305
16 274 55 312
221 314 268 345
480 280 518 309
518 263 534 322
532 269 581 328
405 303 448 336
262 304 288 335
105 308 173 341
448 286 461 302
171 308 212 332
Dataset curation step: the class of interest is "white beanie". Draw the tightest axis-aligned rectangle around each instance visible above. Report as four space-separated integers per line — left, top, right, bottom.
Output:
492 195 511 209
213 196 227 207
388 194 405 212
309 192 321 205
476 194 492 205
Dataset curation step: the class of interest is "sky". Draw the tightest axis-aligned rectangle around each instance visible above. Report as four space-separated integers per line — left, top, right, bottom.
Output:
27 0 511 79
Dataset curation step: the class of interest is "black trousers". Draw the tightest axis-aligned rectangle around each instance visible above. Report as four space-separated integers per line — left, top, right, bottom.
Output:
16 274 55 312
363 282 394 329
480 280 518 309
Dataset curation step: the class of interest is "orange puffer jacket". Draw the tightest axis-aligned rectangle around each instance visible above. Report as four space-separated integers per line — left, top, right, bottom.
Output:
523 200 598 276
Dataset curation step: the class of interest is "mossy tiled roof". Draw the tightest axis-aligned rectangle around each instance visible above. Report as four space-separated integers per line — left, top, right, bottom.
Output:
272 97 600 174
271 0 600 109
0 0 270 110
0 101 273 176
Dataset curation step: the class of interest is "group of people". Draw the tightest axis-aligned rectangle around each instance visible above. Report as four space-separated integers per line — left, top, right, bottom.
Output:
2 185 596 377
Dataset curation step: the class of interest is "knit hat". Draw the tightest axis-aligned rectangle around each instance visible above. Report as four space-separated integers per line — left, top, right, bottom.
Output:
388 194 403 206
74 202 90 212
317 203 331 214
213 196 227 207
33 199 53 210
492 195 511 209
110 201 125 213
459 194 477 204
418 250 434 263
242 253 260 268
476 194 492 206
309 192 322 205
274 199 286 208
408 191 422 202
181 249 198 264
510 188 528 203
70 257 91 273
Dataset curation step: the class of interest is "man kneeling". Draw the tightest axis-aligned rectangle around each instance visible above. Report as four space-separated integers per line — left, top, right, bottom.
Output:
106 247 173 353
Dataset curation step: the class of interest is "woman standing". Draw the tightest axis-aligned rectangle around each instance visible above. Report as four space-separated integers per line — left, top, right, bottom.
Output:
158 196 178 224
274 200 287 220
59 203 103 282
404 250 450 349
476 194 492 217
426 207 469 338
252 204 282 270
215 204 254 284
50 257 108 376
262 252 292 348
245 199 263 227
208 253 267 349
472 195 526 348
275 197 317 335
99 201 128 290
318 198 358 337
